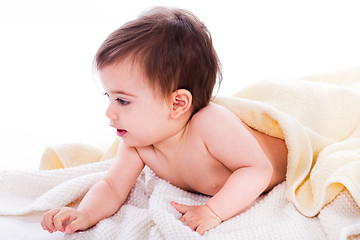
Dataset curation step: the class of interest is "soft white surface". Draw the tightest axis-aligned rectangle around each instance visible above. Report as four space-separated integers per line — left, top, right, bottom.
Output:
0 213 64 240
0 162 328 240
1 163 358 240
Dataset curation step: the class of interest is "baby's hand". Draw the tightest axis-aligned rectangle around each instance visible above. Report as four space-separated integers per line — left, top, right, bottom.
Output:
41 207 90 234
171 201 222 235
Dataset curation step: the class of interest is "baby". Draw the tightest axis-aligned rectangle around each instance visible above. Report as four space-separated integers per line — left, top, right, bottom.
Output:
41 7 288 235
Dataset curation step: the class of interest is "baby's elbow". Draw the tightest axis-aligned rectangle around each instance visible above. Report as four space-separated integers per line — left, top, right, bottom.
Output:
259 160 275 191
256 160 273 182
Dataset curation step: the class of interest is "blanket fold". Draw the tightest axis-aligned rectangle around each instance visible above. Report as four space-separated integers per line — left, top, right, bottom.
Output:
213 77 360 217
39 138 120 170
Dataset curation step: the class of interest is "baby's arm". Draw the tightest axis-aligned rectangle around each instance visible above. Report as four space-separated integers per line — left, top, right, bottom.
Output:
173 104 273 234
173 163 272 234
41 142 144 234
206 162 272 220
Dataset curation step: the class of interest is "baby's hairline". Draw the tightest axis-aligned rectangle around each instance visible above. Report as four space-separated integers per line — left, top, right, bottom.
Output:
98 57 218 114
96 56 185 102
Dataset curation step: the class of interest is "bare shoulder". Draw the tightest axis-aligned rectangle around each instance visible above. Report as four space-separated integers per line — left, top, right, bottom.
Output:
190 102 244 134
109 141 145 175
190 102 239 127
189 103 265 170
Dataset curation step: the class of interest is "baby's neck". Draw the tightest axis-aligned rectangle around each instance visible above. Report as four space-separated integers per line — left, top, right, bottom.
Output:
152 122 190 159
151 105 193 159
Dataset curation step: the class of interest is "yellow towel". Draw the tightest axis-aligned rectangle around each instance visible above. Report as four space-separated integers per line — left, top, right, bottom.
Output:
213 65 360 217
39 138 120 170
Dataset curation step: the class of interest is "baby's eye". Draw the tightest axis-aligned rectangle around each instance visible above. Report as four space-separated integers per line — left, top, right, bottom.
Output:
103 92 109 99
116 98 130 105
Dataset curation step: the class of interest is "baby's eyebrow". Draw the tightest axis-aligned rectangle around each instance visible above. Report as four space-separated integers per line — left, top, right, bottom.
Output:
111 90 136 97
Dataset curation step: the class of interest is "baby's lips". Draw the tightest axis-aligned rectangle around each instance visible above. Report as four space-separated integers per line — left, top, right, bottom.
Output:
117 129 127 137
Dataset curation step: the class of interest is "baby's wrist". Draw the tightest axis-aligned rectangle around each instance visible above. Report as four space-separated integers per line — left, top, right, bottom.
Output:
204 203 223 223
77 208 94 227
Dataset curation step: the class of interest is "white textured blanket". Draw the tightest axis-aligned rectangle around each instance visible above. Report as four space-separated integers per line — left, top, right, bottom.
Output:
0 160 359 239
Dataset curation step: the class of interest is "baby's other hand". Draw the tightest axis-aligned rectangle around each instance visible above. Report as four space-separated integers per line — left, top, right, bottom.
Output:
41 207 90 234
171 201 222 235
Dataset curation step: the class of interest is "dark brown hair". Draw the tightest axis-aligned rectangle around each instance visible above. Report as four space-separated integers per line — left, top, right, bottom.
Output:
95 7 222 114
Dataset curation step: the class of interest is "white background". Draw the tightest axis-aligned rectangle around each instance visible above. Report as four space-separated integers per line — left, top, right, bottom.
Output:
1 0 360 171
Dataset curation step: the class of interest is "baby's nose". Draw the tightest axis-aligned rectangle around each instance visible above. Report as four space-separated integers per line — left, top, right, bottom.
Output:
105 105 118 121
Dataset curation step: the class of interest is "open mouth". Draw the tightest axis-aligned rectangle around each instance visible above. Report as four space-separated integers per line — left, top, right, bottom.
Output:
117 129 127 137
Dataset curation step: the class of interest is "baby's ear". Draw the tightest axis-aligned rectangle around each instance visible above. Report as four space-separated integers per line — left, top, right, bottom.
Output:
169 89 192 119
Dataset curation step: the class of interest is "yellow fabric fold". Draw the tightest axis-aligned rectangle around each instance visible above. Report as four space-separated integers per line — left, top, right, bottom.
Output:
213 66 360 216
39 138 120 170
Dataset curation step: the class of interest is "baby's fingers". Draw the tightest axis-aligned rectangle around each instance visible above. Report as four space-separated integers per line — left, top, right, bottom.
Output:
195 218 221 235
53 209 75 232
171 201 190 214
41 209 61 233
65 217 86 234
196 224 207 235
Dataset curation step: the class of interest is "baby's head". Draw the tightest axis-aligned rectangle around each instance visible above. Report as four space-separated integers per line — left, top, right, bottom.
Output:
95 7 222 114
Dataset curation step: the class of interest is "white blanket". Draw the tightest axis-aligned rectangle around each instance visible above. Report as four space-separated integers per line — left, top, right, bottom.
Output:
0 160 359 239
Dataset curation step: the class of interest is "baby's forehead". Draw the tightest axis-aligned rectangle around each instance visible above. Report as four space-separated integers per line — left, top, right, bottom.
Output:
124 56 173 94
101 58 169 98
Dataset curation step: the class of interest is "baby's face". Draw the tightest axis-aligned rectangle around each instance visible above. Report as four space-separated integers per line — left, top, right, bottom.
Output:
100 58 172 147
